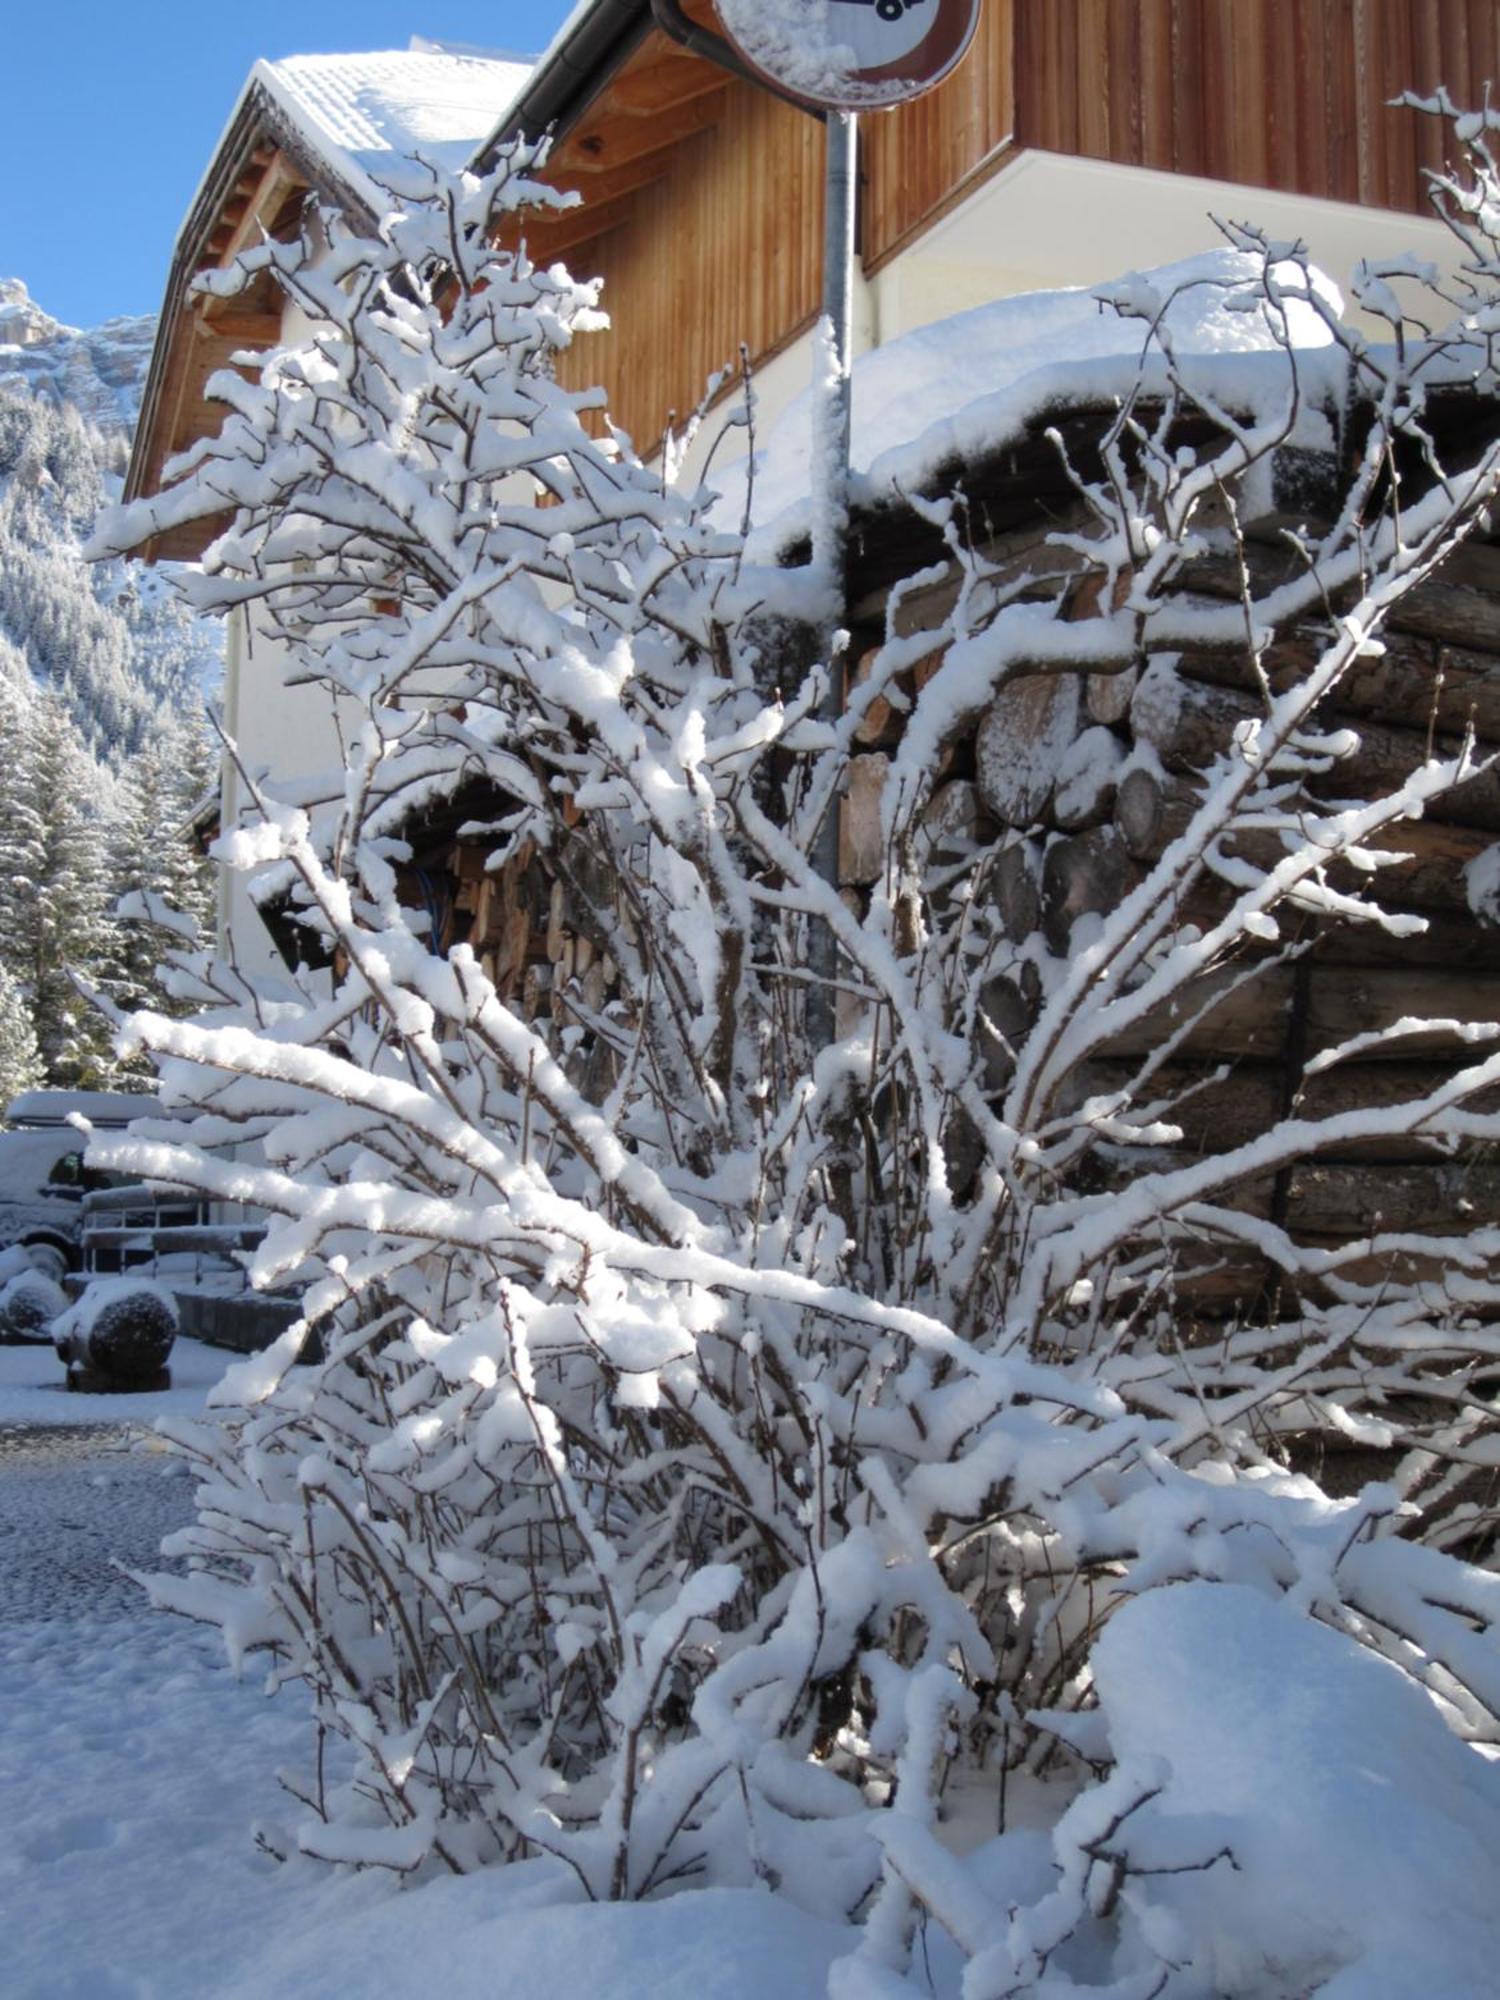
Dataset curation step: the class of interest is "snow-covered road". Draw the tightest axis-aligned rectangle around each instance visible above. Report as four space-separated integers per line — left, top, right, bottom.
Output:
0 1421 194 1625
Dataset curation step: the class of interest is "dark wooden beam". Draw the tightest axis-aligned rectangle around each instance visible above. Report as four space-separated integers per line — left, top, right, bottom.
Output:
559 87 727 175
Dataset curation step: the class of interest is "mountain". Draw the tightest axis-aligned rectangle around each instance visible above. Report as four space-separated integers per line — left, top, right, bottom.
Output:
0 279 155 440
0 279 220 763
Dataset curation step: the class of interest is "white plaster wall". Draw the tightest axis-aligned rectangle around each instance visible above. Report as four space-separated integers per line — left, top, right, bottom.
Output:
218 595 346 980
877 149 1468 345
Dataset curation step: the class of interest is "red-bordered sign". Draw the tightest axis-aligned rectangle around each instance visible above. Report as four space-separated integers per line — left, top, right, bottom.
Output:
715 0 982 112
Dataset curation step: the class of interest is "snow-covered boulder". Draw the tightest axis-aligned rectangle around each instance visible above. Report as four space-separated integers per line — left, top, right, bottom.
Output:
0 1267 67 1344
53 1276 177 1388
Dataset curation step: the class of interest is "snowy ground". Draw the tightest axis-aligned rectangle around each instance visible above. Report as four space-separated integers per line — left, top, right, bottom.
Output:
0 1339 859 1999
8 1336 1500 1998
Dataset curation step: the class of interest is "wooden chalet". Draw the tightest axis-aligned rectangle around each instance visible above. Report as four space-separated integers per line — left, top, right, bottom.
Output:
117 5 1500 1326
473 0 1497 460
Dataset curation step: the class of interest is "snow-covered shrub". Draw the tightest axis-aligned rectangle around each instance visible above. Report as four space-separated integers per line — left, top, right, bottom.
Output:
0 1266 66 1344
53 1274 177 1383
89 108 1500 1984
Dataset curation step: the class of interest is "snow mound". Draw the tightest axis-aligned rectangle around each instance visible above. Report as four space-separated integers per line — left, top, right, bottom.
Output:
1073 1581 1500 1997
217 1872 855 2000
716 247 1344 553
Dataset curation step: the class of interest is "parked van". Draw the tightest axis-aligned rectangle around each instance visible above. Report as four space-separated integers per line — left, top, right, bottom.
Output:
0 1092 151 1280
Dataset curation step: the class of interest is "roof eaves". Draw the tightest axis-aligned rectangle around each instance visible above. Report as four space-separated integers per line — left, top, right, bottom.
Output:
473 0 651 164
124 75 383 512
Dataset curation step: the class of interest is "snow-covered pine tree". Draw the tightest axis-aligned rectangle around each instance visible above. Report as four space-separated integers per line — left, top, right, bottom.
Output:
98 707 218 1074
0 962 43 1108
0 377 217 762
90 107 1500 1993
0 689 115 1086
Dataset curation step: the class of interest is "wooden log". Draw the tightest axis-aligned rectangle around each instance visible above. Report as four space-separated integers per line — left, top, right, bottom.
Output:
1085 1157 1279 1221
1164 632 1500 745
1179 543 1500 655
919 779 995 864
1304 967 1500 1058
1100 964 1297 1060
1295 909 1500 972
522 963 552 1021
1130 659 1253 772
494 896 534 999
1114 765 1500 918
1057 1060 1284 1155
1285 1160 1500 1236
976 967 1040 1092
1115 766 1203 860
847 646 902 749
976 673 1082 825
1054 726 1126 831
839 754 889 887
1382 576 1500 656
989 836 1042 942
848 510 1092 635
1086 664 1138 726
1326 641 1500 743
1155 1247 1276 1316
471 874 499 945
1131 659 1500 833
1061 1059 1500 1162
546 880 569 964
1041 827 1142 953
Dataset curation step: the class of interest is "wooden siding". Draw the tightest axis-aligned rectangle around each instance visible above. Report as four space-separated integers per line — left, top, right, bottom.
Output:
548 77 825 455
1013 0 1497 214
861 0 1016 270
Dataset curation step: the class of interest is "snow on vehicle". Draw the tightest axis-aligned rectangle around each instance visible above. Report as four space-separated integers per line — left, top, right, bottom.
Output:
0 1092 151 1280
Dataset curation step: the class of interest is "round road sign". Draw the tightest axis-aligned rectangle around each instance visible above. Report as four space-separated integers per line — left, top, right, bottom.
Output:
715 0 982 112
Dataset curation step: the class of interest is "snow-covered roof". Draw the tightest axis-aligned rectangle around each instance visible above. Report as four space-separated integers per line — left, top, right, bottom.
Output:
4 1091 154 1131
718 248 1347 558
252 49 533 214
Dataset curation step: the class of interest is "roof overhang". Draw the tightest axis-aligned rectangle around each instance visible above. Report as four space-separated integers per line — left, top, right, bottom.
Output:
123 76 374 560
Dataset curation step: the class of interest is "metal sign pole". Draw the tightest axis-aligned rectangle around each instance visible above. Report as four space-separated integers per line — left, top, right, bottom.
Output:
806 108 858 1055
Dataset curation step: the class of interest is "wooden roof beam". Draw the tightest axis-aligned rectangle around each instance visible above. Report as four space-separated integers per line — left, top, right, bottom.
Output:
546 145 689 213
521 194 646 261
606 46 737 117
200 150 305 279
559 86 727 176
195 309 283 347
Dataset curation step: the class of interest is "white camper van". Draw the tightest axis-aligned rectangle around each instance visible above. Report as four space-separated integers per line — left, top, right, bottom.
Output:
0 1093 149 1279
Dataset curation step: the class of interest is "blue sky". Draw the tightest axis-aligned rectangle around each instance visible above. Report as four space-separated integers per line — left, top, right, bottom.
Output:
1 1 573 330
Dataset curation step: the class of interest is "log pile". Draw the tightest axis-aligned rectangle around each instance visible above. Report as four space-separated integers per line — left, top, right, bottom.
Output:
445 827 622 1089
840 519 1500 1315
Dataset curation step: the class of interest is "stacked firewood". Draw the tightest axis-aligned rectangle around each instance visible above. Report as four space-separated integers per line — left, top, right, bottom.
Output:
450 831 618 1035
839 522 1500 1306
